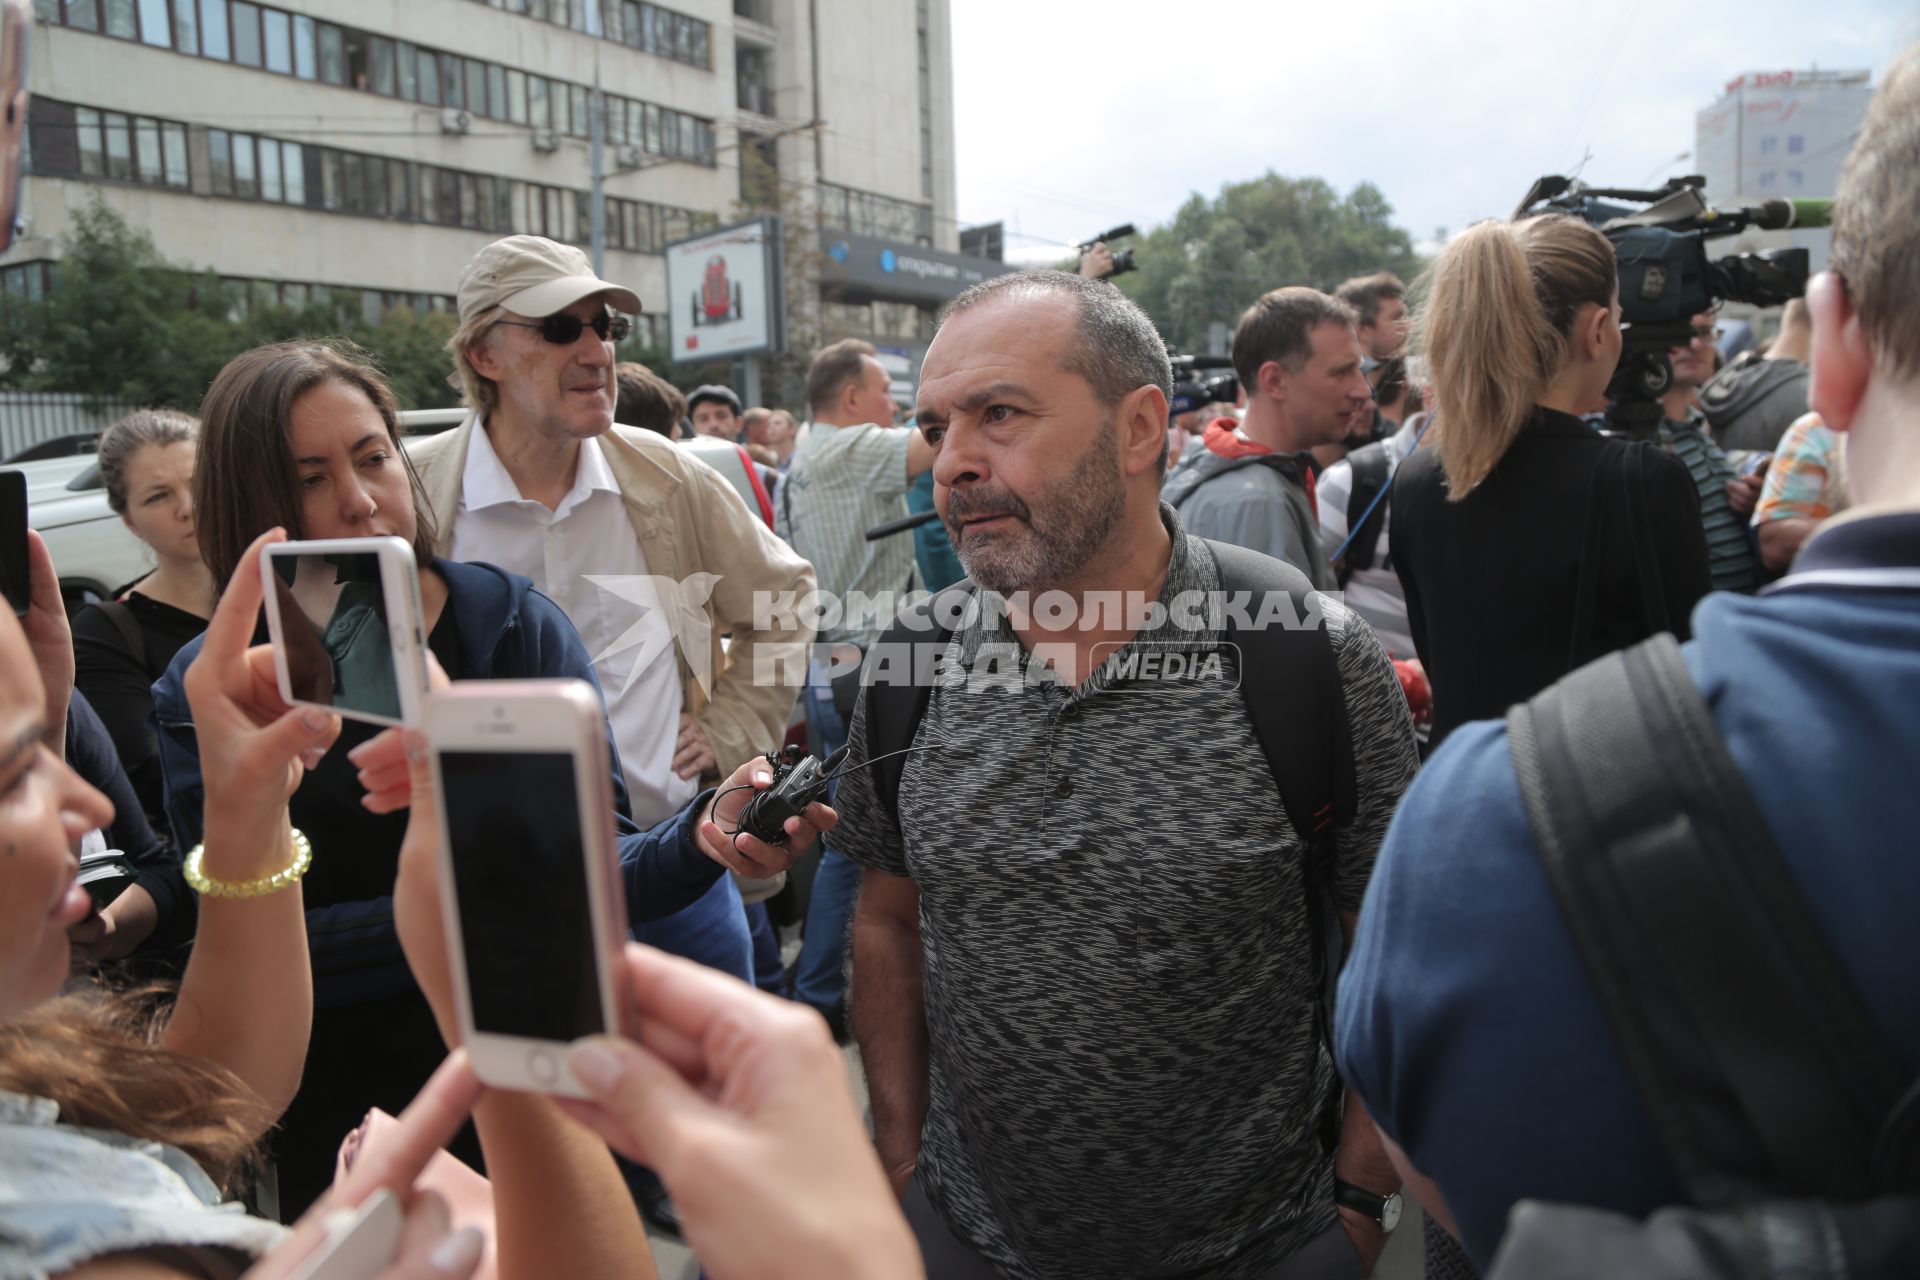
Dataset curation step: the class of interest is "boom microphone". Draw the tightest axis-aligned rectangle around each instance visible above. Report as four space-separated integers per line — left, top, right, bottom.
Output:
1729 198 1835 231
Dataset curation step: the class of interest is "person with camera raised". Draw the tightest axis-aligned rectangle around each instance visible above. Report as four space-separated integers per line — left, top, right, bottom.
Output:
1386 214 1713 750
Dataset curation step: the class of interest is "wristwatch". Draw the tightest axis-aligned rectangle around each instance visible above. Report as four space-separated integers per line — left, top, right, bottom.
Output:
1334 1178 1403 1232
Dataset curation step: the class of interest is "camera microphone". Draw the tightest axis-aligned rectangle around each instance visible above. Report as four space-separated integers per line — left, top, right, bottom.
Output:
1723 198 1834 232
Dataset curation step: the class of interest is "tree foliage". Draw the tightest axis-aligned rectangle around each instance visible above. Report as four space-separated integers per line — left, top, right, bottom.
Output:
0 198 463 411
1113 173 1424 354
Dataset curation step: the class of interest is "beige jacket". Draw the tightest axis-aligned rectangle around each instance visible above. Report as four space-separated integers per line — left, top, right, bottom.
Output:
410 418 816 777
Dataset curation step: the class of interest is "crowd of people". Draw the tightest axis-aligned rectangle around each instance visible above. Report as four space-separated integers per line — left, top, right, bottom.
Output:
3 37 1916 1280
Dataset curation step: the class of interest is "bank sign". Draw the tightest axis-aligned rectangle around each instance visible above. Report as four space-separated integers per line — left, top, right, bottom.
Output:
819 230 1016 303
665 216 785 363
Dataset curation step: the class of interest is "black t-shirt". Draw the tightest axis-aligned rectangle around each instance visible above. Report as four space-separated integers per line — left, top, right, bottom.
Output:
72 589 209 829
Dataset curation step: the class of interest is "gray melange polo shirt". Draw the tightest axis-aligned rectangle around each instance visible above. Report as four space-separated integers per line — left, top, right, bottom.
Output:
834 513 1419 1279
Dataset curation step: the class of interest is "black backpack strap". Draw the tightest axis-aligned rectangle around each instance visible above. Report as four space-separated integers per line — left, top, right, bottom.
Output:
863 579 977 833
1339 443 1393 579
1508 634 1911 1206
1206 538 1356 843
1206 538 1358 1152
96 600 147 674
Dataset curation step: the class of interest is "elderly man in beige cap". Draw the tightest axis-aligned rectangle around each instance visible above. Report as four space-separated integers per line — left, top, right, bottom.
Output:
410 238 814 1042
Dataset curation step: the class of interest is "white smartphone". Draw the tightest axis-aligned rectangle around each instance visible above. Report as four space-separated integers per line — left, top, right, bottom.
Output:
260 537 429 727
427 680 628 1097
285 1189 404 1280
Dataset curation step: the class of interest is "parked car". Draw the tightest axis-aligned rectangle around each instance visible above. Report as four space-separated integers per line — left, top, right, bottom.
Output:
4 408 772 616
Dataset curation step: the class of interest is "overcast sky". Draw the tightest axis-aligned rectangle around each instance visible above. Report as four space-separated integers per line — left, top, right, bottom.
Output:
949 1 1917 264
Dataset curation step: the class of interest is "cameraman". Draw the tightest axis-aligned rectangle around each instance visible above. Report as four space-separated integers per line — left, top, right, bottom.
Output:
1655 310 1763 594
1077 240 1115 280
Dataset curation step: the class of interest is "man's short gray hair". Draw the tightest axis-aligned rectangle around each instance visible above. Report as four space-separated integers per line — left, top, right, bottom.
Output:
939 271 1173 408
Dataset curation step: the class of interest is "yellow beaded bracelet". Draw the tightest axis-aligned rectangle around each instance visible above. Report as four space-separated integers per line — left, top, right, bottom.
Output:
184 828 314 899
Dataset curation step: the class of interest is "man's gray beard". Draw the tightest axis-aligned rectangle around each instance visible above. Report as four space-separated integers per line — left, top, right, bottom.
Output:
957 416 1127 597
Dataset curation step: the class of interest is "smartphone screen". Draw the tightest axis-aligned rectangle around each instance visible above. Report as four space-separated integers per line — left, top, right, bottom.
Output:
269 550 403 720
440 750 605 1043
1 469 28 616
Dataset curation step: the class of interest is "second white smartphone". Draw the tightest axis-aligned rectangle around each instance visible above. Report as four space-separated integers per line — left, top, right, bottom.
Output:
260 536 428 727
427 680 628 1097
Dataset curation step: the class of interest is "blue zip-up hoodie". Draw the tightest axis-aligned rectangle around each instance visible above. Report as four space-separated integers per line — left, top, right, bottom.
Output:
153 557 722 1007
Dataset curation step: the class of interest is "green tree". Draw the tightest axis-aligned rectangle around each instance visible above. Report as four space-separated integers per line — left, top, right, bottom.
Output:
1114 173 1423 354
0 197 468 412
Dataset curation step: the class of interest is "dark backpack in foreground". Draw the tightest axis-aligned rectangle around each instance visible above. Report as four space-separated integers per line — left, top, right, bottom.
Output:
1490 634 1920 1278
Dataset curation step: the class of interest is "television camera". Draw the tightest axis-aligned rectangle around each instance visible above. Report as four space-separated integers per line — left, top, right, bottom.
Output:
1514 175 1831 438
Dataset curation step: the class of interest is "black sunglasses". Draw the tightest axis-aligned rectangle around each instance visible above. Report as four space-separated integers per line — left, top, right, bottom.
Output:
497 312 631 345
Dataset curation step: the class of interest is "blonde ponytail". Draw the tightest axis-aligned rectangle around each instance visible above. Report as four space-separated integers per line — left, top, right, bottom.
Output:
1417 215 1616 498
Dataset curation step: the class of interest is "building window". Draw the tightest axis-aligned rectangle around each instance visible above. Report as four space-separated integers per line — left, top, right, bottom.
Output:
172 0 199 54
282 140 304 203
259 135 281 200
197 0 226 58
293 14 316 78
207 127 233 195
231 2 261 66
232 132 257 198
487 65 506 121
103 0 136 38
134 117 162 180
440 54 462 110
162 121 189 187
528 76 548 128
262 8 291 73
417 48 440 105
318 22 346 85
100 112 132 179
136 0 169 45
465 59 487 116
69 106 102 176
506 69 528 124
343 29 371 90
370 37 395 95
395 40 417 99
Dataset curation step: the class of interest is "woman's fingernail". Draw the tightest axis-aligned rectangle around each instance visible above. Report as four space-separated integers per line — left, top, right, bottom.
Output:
427 1225 484 1275
302 748 327 770
566 1040 624 1093
302 710 331 733
753 771 771 786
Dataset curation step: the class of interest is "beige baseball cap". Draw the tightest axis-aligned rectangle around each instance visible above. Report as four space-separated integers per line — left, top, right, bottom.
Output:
456 235 641 322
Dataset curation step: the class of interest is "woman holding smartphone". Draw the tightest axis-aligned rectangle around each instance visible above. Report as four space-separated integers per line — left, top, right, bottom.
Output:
153 341 808 1216
70 410 213 830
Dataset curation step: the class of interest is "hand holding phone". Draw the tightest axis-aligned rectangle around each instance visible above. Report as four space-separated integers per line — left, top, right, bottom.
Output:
416 681 628 1095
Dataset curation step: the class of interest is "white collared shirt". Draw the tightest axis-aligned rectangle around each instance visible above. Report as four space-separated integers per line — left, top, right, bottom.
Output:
449 421 699 827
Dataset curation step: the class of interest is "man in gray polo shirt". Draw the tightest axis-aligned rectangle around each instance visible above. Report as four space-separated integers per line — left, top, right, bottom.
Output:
839 272 1419 1278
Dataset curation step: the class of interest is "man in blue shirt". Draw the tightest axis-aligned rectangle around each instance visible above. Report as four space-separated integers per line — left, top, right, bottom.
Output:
1334 44 1920 1270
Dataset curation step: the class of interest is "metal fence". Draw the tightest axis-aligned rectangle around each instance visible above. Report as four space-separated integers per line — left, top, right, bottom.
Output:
0 392 138 462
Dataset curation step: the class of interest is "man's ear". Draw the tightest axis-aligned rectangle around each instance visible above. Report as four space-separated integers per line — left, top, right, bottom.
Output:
463 332 503 383
1807 271 1870 432
1258 359 1288 404
1118 385 1169 478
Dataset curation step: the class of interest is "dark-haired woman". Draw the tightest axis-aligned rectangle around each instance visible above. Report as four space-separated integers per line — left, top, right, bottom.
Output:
1389 215 1714 750
71 410 213 831
154 341 803 1215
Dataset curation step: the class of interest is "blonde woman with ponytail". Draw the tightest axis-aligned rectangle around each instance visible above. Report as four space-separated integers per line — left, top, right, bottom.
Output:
1388 214 1713 748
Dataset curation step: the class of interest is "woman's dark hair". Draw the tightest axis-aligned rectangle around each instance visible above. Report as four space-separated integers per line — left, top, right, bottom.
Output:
195 341 438 592
97 408 198 516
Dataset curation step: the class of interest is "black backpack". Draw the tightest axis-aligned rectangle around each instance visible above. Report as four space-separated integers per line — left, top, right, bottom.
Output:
1487 634 1920 1278
1336 441 1393 584
859 539 1359 1139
